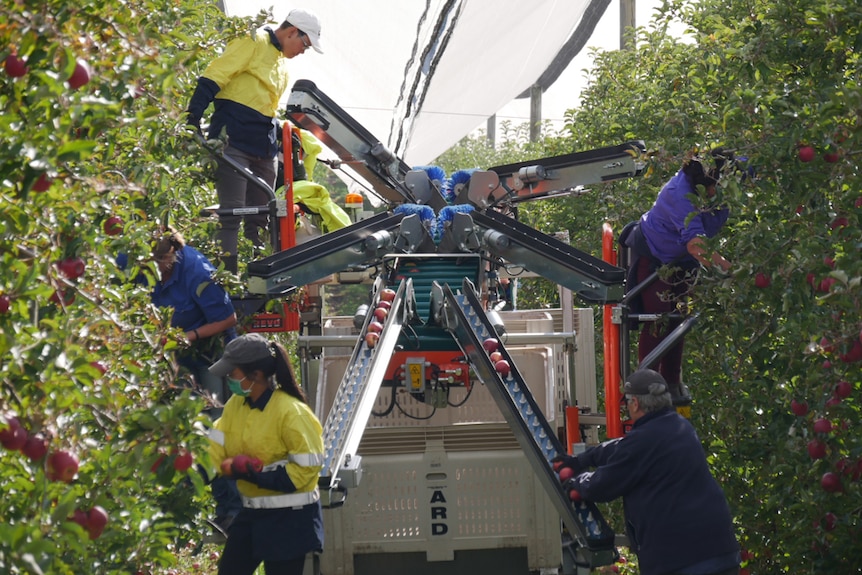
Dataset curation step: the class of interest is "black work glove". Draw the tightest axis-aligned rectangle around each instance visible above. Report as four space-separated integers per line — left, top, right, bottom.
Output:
551 453 583 475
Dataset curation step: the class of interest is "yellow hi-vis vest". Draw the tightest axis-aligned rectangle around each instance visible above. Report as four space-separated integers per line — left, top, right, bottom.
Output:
209 390 324 508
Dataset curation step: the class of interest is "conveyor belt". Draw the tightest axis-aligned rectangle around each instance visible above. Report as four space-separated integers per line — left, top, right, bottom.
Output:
470 210 626 303
286 79 415 205
319 278 410 488
246 212 405 295
439 278 616 569
488 141 646 202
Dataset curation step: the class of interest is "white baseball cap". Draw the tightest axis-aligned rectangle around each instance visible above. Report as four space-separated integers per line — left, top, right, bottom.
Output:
287 8 323 54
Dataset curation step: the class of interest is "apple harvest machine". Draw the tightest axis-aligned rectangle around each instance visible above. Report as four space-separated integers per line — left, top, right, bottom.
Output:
232 80 647 575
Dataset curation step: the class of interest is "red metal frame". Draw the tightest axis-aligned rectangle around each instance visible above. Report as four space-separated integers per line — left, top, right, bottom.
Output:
602 223 623 439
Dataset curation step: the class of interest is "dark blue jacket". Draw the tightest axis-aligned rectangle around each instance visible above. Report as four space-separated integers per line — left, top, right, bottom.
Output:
150 246 237 355
570 408 738 575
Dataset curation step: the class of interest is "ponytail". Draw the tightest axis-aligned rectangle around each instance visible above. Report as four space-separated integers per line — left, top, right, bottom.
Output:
272 342 308 404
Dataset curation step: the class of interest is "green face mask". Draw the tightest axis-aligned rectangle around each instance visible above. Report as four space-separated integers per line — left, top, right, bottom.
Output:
227 376 250 397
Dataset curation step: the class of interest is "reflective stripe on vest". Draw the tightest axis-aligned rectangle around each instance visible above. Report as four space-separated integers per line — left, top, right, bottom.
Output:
263 453 325 471
241 487 320 509
209 429 226 446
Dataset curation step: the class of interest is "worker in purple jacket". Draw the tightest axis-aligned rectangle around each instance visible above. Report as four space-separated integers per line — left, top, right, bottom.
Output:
622 148 734 399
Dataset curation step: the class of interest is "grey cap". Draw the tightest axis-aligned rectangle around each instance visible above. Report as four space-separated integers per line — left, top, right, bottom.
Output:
623 369 668 396
209 333 275 377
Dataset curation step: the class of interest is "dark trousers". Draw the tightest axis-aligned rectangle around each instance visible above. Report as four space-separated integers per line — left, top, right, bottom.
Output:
635 256 693 390
214 145 277 273
218 517 306 575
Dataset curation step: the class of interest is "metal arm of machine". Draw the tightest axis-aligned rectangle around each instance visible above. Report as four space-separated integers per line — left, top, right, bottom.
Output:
246 211 406 295
319 277 413 495
442 210 626 303
486 141 646 205
437 278 616 569
285 79 417 206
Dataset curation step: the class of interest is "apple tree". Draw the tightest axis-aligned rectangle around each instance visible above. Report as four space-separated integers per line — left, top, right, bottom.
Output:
0 1 271 572
525 0 862 571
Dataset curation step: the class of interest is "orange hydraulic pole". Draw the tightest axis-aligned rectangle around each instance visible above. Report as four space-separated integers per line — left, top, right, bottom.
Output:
602 223 623 438
281 123 299 332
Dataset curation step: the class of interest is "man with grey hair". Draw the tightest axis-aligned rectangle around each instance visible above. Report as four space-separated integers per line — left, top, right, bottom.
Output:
553 369 740 575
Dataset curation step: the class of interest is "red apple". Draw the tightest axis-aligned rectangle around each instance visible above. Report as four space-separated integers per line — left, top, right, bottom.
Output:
835 381 852 399
798 146 815 162
22 433 49 461
103 216 124 236
68 59 91 90
173 449 193 472
376 300 392 311
367 321 383 334
552 459 564 472
568 488 582 502
379 288 396 302
790 399 809 416
823 256 836 269
830 216 849 230
86 505 108 539
822 512 837 531
70 508 89 529
494 359 510 377
0 419 27 451
823 152 840 163
813 418 832 434
0 416 22 446
373 307 388 322
57 257 86 280
151 453 166 473
807 439 826 460
482 338 499 353
231 454 263 475
32 173 52 192
558 466 575 482
0 294 10 313
219 457 234 477
4 53 28 77
365 332 380 348
856 196 862 209
821 471 843 493
47 450 79 483
839 340 862 363
489 351 503 363
754 272 770 288
818 277 837 293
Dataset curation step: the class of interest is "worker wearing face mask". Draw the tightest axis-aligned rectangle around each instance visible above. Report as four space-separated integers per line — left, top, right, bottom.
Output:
207 333 325 575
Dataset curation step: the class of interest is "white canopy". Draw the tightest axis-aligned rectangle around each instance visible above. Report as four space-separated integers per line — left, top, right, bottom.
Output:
221 0 607 166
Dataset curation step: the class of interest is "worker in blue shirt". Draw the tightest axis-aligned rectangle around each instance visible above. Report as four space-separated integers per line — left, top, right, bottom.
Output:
185 9 323 274
150 227 243 527
554 369 740 575
151 228 239 410
622 149 733 399
208 333 325 575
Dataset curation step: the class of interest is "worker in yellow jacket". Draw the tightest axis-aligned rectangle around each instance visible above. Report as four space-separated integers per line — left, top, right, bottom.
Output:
208 333 324 575
186 9 323 273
